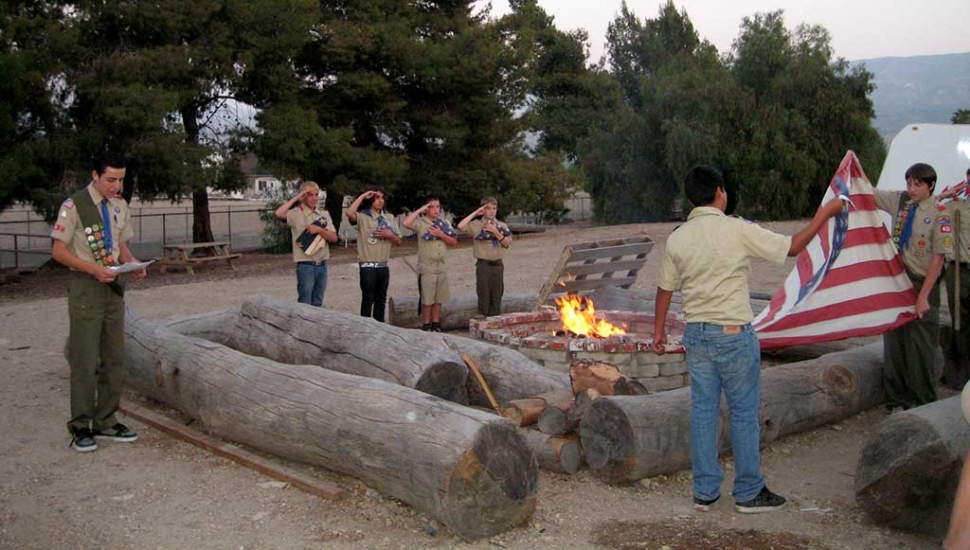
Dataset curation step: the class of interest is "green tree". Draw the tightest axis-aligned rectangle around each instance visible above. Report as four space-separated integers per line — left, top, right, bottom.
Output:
252 0 526 220
727 11 885 218
1 1 316 242
954 109 970 124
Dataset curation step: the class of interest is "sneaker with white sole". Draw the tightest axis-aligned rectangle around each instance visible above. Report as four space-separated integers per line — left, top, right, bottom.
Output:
735 486 786 514
693 494 720 511
70 428 98 453
93 423 138 442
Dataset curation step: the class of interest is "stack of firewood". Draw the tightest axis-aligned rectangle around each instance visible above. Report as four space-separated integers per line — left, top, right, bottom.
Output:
499 358 648 474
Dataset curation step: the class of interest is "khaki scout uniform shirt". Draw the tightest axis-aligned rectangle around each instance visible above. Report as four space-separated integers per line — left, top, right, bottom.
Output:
658 206 791 325
413 217 448 266
875 190 951 278
945 200 970 265
464 218 510 261
286 205 333 263
354 209 396 263
50 184 133 265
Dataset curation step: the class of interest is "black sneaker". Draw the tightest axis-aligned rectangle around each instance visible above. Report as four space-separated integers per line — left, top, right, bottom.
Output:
422 323 433 331
70 428 98 453
693 494 719 511
431 322 443 332
735 486 786 514
93 423 138 442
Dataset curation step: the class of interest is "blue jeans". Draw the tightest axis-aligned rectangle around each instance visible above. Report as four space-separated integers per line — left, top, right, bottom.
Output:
682 322 765 503
296 261 328 307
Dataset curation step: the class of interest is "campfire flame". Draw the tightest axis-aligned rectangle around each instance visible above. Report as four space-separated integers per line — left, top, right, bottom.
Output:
555 293 626 338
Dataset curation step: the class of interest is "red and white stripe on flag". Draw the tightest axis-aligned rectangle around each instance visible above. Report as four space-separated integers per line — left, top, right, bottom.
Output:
753 151 917 350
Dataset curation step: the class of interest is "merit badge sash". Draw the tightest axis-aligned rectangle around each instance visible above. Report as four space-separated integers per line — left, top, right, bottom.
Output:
71 188 124 295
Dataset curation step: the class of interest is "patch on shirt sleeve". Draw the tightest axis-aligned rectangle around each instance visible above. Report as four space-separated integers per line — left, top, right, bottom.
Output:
53 223 66 233
62 198 74 209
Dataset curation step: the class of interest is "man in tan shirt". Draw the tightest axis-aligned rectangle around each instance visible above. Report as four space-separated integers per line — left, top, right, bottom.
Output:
457 197 511 318
51 152 147 452
653 165 844 514
274 181 338 307
403 197 458 331
874 163 951 409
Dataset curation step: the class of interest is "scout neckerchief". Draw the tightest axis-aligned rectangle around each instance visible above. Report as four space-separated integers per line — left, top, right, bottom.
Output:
362 209 399 244
71 187 124 295
893 192 918 252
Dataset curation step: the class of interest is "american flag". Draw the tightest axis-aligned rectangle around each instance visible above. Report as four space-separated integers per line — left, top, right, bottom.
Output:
752 151 917 349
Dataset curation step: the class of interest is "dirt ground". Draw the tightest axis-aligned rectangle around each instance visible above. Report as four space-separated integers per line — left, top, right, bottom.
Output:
0 219 944 549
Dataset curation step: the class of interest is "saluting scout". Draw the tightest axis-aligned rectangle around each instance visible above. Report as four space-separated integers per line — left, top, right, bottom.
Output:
457 197 512 318
940 167 970 390
346 187 402 322
274 181 339 307
874 162 951 410
50 152 146 453
403 197 458 331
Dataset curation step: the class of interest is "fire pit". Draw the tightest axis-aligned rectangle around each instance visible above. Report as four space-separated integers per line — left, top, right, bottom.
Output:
469 295 690 393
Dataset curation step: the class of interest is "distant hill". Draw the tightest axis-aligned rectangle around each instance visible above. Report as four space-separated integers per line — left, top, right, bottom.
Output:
853 52 970 140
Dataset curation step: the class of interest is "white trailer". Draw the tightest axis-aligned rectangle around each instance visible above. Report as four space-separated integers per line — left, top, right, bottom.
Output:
875 123 970 191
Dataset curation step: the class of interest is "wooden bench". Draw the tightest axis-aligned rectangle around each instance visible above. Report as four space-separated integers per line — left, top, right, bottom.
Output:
159 241 242 275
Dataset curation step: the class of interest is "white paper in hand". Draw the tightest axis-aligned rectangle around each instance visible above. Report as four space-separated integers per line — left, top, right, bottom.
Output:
110 260 154 274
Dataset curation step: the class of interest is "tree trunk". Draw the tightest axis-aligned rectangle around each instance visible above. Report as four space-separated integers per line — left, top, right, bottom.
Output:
501 398 547 427
518 429 583 475
536 390 579 436
569 359 647 396
436 333 571 407
855 395 970 537
580 343 885 483
124 314 537 540
165 295 469 404
387 293 538 330
165 295 571 408
181 103 215 244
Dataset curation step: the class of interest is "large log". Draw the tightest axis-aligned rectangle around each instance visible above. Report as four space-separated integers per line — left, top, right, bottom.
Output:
436 333 572 407
387 293 537 330
124 314 537 540
165 295 469 404
166 295 572 410
855 395 970 537
518 429 583 475
580 343 885 483
536 390 580 436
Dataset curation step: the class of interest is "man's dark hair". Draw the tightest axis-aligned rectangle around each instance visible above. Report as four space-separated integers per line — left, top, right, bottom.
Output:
684 165 723 207
93 152 127 175
904 162 937 191
424 196 440 205
361 185 386 211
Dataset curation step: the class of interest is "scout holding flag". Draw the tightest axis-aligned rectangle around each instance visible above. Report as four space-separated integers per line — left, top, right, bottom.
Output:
51 152 147 453
403 197 458 331
274 181 339 307
346 187 403 322
939 167 970 389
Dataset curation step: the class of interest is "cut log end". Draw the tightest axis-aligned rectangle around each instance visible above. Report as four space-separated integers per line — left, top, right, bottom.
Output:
855 414 960 535
415 361 470 405
580 399 635 480
821 365 857 397
444 423 538 540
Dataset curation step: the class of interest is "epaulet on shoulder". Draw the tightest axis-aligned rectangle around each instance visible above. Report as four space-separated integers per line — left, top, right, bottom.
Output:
729 214 752 223
671 223 683 232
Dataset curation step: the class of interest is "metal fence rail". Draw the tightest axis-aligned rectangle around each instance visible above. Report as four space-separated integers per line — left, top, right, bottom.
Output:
0 205 271 271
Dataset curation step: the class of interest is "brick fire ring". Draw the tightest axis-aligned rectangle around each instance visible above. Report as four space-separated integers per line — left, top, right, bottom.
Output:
469 307 692 393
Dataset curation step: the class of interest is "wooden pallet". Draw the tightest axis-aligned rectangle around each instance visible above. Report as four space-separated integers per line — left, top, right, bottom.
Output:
532 236 654 310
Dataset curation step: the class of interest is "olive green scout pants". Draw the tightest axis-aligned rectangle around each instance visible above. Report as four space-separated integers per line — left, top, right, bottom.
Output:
66 274 125 434
883 274 940 409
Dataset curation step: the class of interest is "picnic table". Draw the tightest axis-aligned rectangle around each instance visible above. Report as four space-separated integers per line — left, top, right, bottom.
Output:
159 241 241 275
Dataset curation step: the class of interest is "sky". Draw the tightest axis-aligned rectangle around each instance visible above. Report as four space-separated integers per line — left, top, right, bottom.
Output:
477 0 970 62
